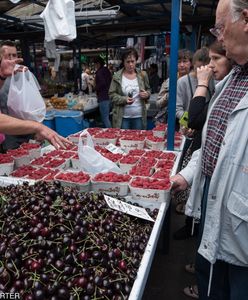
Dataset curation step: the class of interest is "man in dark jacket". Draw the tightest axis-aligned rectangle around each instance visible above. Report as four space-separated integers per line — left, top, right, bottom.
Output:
94 56 112 128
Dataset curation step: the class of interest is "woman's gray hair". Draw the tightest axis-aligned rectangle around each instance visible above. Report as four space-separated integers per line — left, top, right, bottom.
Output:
231 0 247 21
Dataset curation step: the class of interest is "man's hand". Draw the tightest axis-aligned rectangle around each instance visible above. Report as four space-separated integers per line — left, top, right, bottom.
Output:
170 174 189 194
34 123 73 150
0 57 24 78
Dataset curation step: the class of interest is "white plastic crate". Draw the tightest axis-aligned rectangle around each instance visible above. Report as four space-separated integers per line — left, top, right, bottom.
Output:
129 184 170 203
91 180 129 196
119 139 145 151
0 162 14 176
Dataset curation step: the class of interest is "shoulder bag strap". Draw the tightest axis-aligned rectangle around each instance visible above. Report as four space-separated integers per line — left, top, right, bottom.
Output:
187 74 194 98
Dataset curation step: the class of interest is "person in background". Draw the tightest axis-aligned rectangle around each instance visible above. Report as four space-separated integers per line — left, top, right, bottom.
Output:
0 40 34 151
94 56 112 128
177 48 193 78
81 67 92 94
173 47 215 217
180 40 234 299
154 49 193 124
176 47 213 123
108 63 116 76
109 47 151 129
188 40 234 152
171 0 248 298
49 65 58 81
176 41 234 225
0 56 72 150
148 63 160 93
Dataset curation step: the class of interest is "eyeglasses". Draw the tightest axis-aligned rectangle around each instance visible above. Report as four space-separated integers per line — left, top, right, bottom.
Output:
209 24 224 38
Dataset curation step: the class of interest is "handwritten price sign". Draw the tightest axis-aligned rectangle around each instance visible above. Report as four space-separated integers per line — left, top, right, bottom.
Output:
104 195 155 222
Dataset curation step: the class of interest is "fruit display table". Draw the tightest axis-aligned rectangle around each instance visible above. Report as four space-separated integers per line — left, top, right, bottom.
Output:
0 177 172 300
128 200 168 300
72 94 99 118
0 128 183 299
82 95 99 113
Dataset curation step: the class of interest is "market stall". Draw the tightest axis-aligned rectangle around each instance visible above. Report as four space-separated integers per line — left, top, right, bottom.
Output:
0 179 172 300
0 126 183 299
43 94 99 136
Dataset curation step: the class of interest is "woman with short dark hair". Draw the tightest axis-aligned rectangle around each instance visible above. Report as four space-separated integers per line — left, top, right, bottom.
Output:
109 48 151 129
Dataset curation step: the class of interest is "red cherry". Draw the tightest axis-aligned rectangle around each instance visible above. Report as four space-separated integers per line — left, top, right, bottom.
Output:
118 260 127 271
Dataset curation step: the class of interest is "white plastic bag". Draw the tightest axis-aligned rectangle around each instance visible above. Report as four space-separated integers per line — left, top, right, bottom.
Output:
40 0 76 42
7 68 46 122
78 131 123 175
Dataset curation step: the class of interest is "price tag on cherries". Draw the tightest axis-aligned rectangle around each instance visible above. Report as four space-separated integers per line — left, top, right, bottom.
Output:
104 195 155 222
105 143 125 155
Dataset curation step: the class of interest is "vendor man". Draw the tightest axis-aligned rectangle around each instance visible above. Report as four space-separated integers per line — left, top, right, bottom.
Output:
0 40 35 151
0 56 71 150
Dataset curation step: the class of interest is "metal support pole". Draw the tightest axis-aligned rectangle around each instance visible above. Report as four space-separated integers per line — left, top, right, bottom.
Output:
20 39 31 69
32 43 38 78
167 0 181 150
73 46 78 93
78 42 82 91
190 28 197 52
106 40 109 66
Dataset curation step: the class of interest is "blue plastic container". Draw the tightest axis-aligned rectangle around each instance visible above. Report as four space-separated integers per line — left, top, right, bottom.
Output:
43 110 55 130
55 110 83 137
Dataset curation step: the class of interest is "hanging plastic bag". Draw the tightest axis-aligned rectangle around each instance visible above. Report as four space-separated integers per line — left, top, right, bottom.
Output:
78 130 123 175
179 111 189 128
40 0 76 42
7 67 46 122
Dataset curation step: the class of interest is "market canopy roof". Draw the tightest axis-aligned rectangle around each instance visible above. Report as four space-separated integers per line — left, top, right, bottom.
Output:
0 0 217 47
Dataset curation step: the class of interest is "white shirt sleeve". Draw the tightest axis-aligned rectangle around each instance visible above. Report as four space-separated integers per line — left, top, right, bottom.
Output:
179 148 200 185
